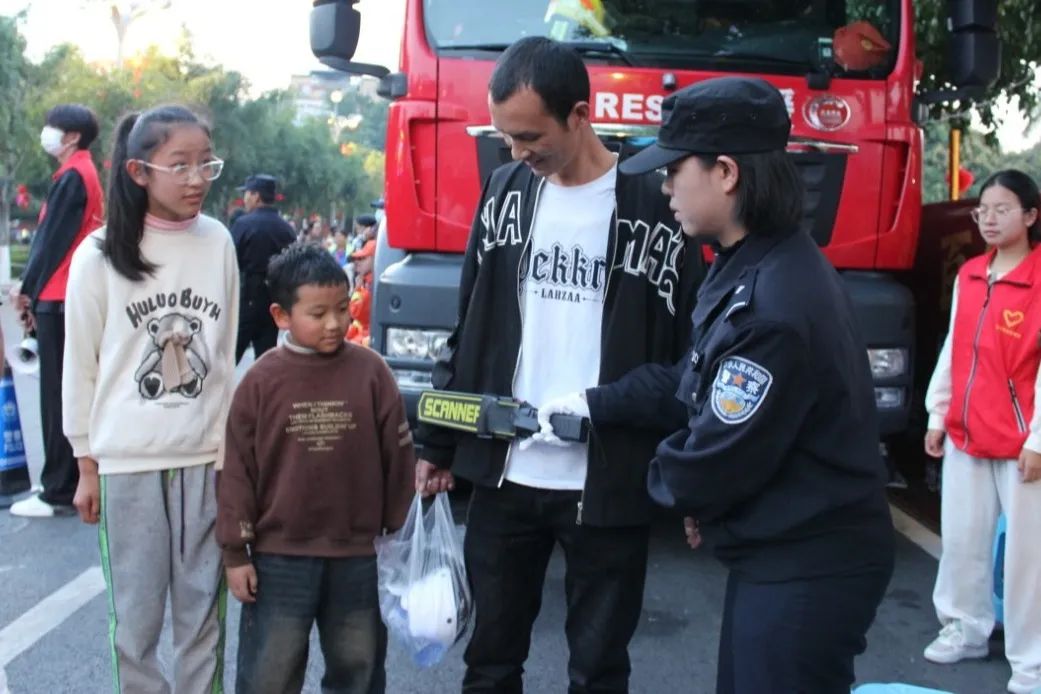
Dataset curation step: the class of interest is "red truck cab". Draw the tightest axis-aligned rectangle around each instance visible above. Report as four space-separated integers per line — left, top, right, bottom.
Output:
310 0 999 439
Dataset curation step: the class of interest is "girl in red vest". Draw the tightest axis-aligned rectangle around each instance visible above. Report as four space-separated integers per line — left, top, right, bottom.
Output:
924 169 1041 694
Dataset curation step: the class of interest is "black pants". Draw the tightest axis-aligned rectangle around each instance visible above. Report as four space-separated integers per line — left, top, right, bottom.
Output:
237 553 387 694
715 566 892 694
35 307 77 506
235 299 279 364
462 482 649 694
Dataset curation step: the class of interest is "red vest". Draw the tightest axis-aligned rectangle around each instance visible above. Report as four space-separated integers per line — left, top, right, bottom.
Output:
38 150 104 301
946 246 1041 458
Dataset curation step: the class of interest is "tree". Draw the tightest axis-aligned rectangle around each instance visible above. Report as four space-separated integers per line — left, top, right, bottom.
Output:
0 14 33 250
914 0 1040 130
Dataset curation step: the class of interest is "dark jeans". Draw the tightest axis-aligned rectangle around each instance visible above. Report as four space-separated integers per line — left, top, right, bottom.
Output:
35 307 77 506
716 566 893 694
235 300 279 364
462 481 650 694
236 553 387 694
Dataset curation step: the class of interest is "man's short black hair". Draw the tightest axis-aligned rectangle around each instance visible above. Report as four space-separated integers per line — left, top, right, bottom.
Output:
45 104 99 150
267 242 349 310
695 150 804 235
489 36 590 125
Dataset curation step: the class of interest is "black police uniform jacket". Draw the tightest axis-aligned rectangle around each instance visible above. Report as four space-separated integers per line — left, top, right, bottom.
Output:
414 159 707 527
589 227 894 579
230 207 296 307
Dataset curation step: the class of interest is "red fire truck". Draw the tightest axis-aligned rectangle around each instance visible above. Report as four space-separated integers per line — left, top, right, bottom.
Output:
310 0 998 443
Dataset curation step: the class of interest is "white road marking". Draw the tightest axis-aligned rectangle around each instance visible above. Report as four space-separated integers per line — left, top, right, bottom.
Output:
0 566 105 667
890 503 942 560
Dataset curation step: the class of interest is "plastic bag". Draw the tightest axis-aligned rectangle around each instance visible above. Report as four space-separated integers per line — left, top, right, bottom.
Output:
376 492 472 667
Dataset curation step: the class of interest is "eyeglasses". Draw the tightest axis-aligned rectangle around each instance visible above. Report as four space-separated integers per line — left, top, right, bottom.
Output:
970 205 1023 224
138 158 224 183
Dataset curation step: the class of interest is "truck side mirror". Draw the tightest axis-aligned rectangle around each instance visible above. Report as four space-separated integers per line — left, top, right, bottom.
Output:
310 1 391 79
311 0 361 64
946 0 1001 87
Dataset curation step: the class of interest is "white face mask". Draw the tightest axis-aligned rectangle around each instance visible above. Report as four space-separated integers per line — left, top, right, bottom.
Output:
40 126 66 157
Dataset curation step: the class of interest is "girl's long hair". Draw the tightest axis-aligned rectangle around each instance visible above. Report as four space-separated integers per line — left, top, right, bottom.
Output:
104 105 211 281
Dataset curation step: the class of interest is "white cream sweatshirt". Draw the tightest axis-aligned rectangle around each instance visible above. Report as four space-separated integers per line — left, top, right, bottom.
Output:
62 214 240 474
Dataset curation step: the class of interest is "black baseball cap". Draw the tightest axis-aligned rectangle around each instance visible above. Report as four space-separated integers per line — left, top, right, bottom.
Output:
355 213 378 228
619 77 791 176
237 174 278 197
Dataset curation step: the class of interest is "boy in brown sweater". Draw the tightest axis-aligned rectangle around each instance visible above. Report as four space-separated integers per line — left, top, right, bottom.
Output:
217 242 414 694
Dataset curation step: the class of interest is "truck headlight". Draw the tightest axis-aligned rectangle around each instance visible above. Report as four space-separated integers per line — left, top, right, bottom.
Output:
874 387 905 409
867 348 908 379
386 328 451 361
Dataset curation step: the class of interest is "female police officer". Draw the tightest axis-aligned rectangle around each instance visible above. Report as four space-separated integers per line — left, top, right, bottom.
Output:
537 76 895 693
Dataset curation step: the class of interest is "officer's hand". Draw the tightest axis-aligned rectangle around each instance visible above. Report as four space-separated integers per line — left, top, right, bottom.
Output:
1018 448 1041 483
416 458 454 497
683 517 702 550
527 392 590 449
226 564 258 603
923 429 945 458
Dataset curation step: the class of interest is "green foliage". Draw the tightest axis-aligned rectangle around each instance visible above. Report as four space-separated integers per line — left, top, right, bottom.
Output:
922 123 1041 203
0 13 33 244
915 0 1040 129
3 26 386 227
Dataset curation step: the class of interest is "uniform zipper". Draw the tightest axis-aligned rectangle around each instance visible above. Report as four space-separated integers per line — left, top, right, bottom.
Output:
499 179 545 488
1009 379 1028 433
961 280 994 448
577 203 620 525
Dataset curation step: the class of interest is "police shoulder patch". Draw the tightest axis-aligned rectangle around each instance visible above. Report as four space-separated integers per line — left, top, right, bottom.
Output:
710 356 773 425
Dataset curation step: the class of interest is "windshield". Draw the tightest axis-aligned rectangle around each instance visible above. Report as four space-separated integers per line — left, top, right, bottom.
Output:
424 0 899 77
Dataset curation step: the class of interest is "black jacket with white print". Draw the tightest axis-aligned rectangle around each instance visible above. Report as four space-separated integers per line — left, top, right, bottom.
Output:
414 159 706 527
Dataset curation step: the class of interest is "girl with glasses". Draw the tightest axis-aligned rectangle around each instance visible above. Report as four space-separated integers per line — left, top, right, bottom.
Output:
923 169 1041 694
62 104 239 693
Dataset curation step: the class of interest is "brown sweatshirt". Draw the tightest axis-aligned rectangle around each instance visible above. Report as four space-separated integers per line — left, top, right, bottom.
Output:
217 342 415 567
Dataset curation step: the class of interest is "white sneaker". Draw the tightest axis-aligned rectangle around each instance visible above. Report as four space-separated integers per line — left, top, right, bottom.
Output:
8 493 74 518
1007 671 1041 694
923 622 989 664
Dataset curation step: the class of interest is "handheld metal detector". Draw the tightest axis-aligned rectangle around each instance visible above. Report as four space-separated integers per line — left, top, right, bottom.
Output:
417 390 590 443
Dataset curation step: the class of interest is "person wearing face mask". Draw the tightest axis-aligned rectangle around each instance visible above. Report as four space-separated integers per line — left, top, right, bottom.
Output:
9 104 103 519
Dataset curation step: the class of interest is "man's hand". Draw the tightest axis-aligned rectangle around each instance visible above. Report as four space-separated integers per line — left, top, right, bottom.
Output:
683 517 702 550
924 429 945 458
73 457 101 524
227 564 258 603
1018 448 1041 483
416 458 454 497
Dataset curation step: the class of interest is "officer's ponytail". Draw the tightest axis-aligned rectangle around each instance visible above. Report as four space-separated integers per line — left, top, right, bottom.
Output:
103 104 210 281
978 169 1041 243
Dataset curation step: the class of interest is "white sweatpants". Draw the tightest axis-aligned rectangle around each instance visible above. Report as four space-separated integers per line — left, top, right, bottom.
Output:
933 440 1041 685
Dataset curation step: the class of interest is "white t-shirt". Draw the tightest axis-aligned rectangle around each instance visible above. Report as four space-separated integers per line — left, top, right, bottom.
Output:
505 164 617 490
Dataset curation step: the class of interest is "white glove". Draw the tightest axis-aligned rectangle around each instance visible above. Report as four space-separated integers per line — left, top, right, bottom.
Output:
535 392 590 446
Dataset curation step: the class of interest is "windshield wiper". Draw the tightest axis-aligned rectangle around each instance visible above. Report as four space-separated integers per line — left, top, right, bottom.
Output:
710 51 813 69
437 41 636 66
565 41 636 67
437 43 513 52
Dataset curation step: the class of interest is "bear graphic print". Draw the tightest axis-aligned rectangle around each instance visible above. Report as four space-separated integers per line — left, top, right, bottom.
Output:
134 313 210 399
125 288 223 402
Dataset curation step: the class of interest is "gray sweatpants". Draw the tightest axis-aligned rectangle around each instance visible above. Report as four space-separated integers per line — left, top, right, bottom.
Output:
99 464 226 694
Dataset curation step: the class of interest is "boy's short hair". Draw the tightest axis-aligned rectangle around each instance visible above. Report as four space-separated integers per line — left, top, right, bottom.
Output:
45 104 100 150
267 242 349 310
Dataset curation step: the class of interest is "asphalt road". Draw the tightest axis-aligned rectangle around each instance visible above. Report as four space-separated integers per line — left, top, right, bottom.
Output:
0 301 1014 694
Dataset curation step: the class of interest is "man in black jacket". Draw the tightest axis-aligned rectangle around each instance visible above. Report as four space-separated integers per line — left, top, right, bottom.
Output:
231 174 295 363
413 37 705 693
